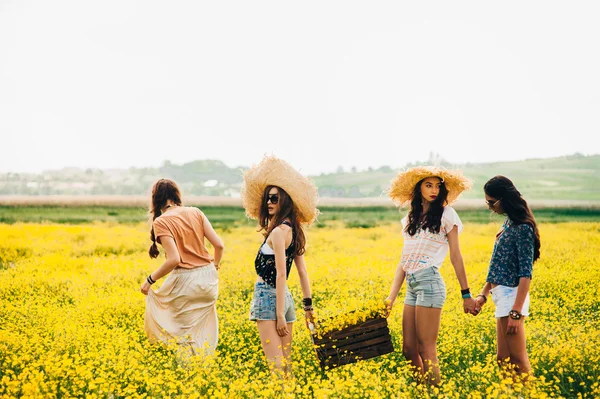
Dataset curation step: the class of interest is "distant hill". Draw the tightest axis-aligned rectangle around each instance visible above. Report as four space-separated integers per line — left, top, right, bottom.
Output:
313 153 600 201
1 154 599 201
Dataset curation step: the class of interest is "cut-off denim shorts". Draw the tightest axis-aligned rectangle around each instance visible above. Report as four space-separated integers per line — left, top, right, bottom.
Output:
249 281 296 323
490 285 530 318
404 267 447 309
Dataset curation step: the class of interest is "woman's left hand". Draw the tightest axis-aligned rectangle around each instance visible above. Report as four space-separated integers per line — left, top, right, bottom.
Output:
304 309 315 330
506 317 523 335
140 281 151 295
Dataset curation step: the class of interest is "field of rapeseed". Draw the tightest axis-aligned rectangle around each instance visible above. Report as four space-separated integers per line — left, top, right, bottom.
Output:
1 221 599 398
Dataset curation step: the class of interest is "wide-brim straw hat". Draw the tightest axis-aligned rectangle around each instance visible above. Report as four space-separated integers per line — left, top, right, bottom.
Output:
241 155 319 225
388 166 472 207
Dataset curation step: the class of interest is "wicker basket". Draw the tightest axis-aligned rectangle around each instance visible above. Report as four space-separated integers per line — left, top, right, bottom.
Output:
311 317 394 369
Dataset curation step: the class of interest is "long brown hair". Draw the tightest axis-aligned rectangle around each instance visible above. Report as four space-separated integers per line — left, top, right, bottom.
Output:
406 177 449 236
484 175 541 262
258 185 306 256
148 179 182 258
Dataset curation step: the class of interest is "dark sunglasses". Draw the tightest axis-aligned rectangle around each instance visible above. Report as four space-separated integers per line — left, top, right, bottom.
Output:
266 194 279 204
486 198 501 208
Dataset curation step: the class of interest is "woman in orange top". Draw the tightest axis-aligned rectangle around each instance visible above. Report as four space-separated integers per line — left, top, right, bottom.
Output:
140 179 225 355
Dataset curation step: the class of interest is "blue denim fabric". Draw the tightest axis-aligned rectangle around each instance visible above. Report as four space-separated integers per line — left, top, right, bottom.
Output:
249 282 296 322
404 267 446 309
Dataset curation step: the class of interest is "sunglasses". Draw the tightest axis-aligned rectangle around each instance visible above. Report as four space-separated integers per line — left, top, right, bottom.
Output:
486 198 501 208
266 194 279 204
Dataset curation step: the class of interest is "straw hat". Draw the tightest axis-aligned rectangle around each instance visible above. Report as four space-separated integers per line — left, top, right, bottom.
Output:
241 155 319 225
388 166 472 207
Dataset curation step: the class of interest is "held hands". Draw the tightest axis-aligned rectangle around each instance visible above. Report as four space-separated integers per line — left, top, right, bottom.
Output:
463 296 481 316
466 294 487 316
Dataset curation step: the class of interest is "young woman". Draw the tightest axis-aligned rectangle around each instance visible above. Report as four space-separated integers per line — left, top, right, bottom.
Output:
140 179 225 355
474 175 540 379
241 156 318 377
385 166 478 385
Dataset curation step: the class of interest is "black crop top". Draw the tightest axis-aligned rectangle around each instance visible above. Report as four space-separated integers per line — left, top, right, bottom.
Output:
254 221 295 288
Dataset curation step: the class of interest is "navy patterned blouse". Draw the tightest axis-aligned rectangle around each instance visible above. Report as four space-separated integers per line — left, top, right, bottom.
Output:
486 218 534 287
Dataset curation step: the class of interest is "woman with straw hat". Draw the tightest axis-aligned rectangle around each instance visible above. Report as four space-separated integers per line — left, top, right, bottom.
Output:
385 166 479 385
241 155 318 378
140 179 225 356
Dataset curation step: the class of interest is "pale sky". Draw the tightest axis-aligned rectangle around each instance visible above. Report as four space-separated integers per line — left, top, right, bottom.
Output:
1 1 599 175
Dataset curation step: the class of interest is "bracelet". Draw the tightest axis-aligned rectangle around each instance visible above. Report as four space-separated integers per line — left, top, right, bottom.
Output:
302 298 312 307
508 309 522 320
147 274 156 285
462 293 472 299
303 306 314 312
460 288 471 295
476 294 487 304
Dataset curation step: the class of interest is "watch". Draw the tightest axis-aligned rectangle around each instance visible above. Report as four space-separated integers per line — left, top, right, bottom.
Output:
508 309 522 320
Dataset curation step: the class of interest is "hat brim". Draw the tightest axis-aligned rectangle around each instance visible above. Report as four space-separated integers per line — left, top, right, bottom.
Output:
241 155 320 225
388 166 472 207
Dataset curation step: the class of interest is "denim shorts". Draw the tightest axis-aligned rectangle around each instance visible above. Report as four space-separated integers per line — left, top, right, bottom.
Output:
249 282 296 323
490 285 530 318
404 267 447 309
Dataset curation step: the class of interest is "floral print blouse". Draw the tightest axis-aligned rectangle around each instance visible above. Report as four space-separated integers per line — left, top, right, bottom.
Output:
486 218 534 287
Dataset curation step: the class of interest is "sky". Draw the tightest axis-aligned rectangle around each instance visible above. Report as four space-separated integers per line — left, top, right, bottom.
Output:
1 1 599 176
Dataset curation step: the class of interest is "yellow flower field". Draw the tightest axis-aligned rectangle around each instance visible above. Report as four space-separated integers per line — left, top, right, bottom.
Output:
1 221 599 398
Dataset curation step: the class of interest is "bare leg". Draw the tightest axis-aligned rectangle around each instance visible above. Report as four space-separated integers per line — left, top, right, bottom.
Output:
415 306 443 385
256 320 288 378
497 317 532 381
402 304 424 377
281 323 293 377
496 317 511 368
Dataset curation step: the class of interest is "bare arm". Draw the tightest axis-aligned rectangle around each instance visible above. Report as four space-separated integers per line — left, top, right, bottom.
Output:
294 254 312 300
140 236 180 295
386 259 406 310
480 282 493 298
512 277 531 313
203 215 224 268
269 227 290 336
447 226 478 314
474 282 493 310
294 254 315 328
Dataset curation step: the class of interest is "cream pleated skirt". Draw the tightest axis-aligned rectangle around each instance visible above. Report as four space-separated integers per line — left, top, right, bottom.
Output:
145 263 219 354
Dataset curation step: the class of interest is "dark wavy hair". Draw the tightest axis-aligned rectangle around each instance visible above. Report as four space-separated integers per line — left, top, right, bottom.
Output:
484 175 540 262
405 177 449 236
259 185 306 256
148 179 182 258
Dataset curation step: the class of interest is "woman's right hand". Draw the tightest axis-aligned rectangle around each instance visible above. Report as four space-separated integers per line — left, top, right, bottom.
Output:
276 317 289 337
384 296 395 317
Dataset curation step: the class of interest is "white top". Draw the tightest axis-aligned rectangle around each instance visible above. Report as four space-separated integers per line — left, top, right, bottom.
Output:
400 206 463 273
260 242 275 255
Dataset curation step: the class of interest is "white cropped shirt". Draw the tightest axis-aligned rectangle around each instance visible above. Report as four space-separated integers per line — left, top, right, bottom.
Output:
400 206 463 274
